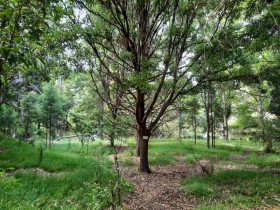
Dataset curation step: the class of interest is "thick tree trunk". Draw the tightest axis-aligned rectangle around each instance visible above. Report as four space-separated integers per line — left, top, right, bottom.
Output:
136 90 151 173
138 127 151 173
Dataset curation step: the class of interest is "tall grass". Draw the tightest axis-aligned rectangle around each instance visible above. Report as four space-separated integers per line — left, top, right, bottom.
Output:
181 170 280 209
0 135 132 209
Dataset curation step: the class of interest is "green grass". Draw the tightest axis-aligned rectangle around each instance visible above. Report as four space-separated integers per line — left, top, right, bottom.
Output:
181 170 280 209
0 135 132 209
184 154 205 164
121 159 135 166
124 138 280 168
245 153 280 167
150 154 176 165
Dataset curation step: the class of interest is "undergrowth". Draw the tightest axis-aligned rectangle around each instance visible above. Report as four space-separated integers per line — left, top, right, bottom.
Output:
0 135 132 209
181 170 280 209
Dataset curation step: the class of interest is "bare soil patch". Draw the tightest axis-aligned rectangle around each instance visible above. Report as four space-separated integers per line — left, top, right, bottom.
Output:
15 168 63 177
118 155 208 210
121 163 199 210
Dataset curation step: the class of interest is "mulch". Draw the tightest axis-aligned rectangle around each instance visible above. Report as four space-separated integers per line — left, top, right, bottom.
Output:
120 157 201 210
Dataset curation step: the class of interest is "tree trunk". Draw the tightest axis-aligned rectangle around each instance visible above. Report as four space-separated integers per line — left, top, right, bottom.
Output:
136 128 140 157
212 117 216 148
265 140 274 153
138 127 151 173
206 109 210 148
178 109 183 139
45 126 48 148
25 124 28 140
257 96 265 141
136 90 151 173
192 115 197 145
223 116 229 141
202 89 211 149
110 135 115 147
222 92 229 141
48 117 51 149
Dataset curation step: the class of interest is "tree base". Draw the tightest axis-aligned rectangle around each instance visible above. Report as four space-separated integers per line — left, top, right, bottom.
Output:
139 167 152 174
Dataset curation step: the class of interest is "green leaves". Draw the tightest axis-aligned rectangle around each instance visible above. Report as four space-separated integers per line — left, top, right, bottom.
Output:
0 9 14 16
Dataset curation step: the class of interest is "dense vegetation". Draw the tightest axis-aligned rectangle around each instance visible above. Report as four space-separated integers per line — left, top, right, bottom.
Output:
1 0 280 209
0 135 132 209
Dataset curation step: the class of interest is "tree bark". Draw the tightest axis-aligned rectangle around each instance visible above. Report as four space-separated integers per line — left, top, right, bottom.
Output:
138 127 151 173
222 91 229 141
192 114 197 145
136 127 140 157
257 95 265 141
136 90 151 173
178 109 183 139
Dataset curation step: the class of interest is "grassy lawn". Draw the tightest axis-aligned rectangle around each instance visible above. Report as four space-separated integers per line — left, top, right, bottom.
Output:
0 135 131 210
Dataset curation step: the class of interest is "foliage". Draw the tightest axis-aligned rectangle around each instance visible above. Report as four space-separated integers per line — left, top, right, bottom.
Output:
19 91 38 139
0 104 17 135
0 0 64 105
38 83 65 142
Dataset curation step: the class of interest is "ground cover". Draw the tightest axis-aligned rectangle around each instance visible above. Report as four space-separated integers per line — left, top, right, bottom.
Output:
1 135 279 209
0 135 131 209
121 138 280 210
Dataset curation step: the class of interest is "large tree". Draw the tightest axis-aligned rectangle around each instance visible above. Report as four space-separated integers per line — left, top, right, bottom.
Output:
67 0 261 172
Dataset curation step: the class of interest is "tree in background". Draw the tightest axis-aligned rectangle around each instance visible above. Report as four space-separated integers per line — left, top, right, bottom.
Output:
19 91 38 140
0 104 17 135
184 95 201 144
38 83 65 149
220 83 233 142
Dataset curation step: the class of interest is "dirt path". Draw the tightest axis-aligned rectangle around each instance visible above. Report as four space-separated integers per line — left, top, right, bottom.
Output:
119 157 200 210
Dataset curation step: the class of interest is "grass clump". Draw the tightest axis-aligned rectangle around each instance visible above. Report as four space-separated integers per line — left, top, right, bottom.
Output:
245 153 280 167
121 159 135 166
181 170 280 209
150 154 176 165
184 153 207 164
